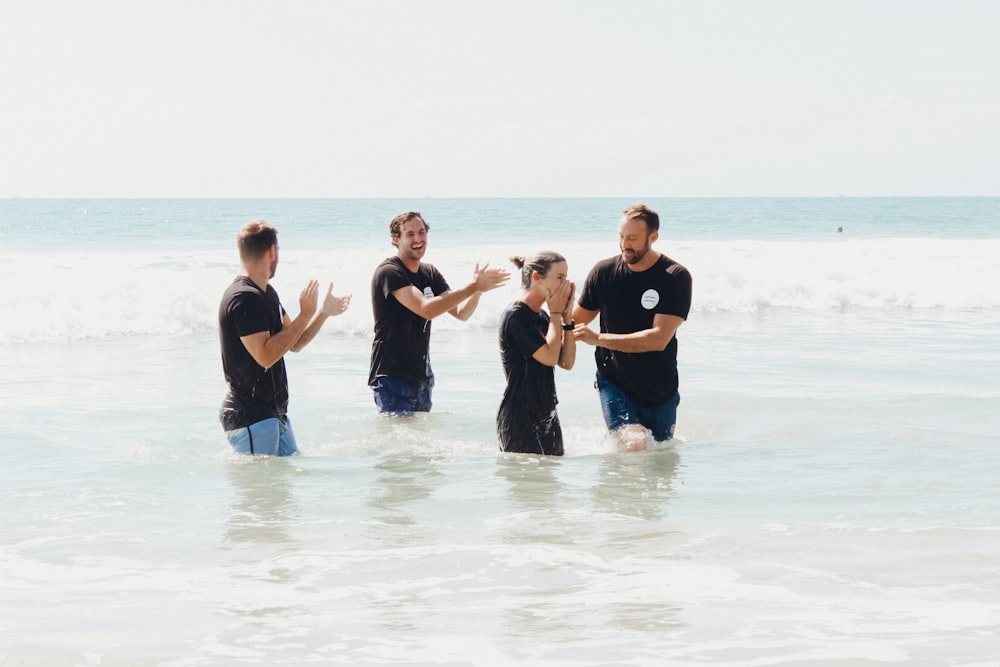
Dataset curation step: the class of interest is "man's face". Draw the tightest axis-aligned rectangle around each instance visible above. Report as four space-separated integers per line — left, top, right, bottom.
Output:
618 217 655 265
394 217 428 262
269 244 279 278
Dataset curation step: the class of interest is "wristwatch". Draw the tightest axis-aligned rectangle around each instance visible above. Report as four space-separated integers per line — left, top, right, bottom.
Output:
562 321 575 331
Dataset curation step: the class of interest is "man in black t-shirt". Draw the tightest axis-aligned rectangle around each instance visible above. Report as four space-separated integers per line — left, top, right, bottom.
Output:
369 211 509 415
573 204 692 451
218 220 351 455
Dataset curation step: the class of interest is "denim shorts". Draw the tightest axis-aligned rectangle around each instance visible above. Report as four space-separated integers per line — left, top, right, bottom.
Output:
225 416 299 456
371 376 433 416
595 371 680 442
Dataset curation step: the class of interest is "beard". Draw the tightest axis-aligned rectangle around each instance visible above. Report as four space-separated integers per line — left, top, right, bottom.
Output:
623 238 651 265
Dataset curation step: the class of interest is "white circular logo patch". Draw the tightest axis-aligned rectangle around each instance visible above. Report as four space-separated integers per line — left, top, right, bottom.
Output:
423 286 435 300
640 289 660 310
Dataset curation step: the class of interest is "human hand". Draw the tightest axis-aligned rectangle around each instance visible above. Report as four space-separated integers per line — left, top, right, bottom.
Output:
561 282 576 319
299 279 320 320
572 323 599 346
545 280 573 315
319 282 352 317
473 262 510 292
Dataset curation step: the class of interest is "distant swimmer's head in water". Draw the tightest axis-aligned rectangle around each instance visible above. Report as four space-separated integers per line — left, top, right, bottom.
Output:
238 220 279 279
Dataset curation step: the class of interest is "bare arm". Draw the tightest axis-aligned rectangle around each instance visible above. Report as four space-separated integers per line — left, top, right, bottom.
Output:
290 283 352 352
558 283 576 370
450 263 510 320
532 281 576 369
530 313 563 367
450 291 482 322
240 280 320 370
572 303 599 326
393 262 510 321
392 281 480 321
573 313 684 353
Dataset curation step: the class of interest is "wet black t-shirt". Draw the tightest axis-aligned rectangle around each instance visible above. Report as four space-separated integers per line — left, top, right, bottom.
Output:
496 301 563 456
369 256 450 386
218 276 289 431
578 254 692 406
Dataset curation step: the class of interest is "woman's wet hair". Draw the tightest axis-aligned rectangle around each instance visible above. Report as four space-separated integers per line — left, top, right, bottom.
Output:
510 251 566 290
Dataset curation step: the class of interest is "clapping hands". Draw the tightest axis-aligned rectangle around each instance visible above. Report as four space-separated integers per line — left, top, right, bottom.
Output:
473 262 511 292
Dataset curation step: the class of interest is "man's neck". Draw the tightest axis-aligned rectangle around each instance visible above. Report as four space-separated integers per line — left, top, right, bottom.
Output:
243 264 269 291
398 254 421 273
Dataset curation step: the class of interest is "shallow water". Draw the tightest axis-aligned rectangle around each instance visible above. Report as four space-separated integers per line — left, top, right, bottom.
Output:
3 197 999 665
3 307 999 665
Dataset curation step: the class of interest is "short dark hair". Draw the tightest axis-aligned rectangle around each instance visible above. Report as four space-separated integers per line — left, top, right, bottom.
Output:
238 220 278 262
510 251 566 290
622 203 659 234
390 211 429 239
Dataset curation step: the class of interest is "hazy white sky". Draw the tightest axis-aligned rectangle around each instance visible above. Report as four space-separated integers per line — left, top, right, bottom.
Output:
2 0 998 197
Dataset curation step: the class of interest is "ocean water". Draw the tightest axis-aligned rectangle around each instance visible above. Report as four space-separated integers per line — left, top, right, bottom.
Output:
1 197 999 666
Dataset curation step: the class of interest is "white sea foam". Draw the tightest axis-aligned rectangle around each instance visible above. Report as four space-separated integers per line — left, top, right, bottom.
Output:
5 237 999 344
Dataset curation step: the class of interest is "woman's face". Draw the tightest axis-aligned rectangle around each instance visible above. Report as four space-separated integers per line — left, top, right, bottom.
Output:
535 260 568 296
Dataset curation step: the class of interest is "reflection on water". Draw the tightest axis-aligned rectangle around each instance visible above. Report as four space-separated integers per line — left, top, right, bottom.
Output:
494 454 565 511
592 448 680 520
366 452 445 517
363 418 450 547
223 457 299 549
492 450 686 643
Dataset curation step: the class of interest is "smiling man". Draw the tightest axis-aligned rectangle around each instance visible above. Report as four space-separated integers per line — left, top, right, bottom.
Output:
572 204 693 451
368 211 509 416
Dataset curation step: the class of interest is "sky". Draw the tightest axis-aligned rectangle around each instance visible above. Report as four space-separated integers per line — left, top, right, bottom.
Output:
1 0 998 198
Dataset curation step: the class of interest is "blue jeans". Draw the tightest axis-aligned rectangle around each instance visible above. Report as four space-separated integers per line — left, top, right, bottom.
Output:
225 416 299 456
371 376 433 416
595 371 680 442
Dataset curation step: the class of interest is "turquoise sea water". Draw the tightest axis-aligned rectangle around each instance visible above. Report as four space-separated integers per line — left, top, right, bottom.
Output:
1 198 999 665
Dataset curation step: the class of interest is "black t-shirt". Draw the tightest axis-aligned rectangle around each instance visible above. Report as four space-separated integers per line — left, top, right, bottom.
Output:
496 301 563 456
578 254 692 406
369 256 450 386
218 276 289 431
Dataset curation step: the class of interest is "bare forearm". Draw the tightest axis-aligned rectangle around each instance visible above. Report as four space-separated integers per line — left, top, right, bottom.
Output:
533 316 565 367
558 321 576 369
254 316 311 368
420 283 478 320
451 290 482 321
289 313 330 352
592 329 673 353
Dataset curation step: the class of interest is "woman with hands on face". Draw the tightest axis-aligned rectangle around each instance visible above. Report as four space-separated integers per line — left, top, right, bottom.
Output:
496 252 576 456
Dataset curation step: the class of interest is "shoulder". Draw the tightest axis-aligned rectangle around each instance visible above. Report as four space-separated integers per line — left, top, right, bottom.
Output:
657 255 692 282
373 257 410 285
374 256 403 275
222 278 268 318
419 262 443 279
502 301 539 323
501 300 526 321
595 255 621 272
585 255 621 280
223 277 260 303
